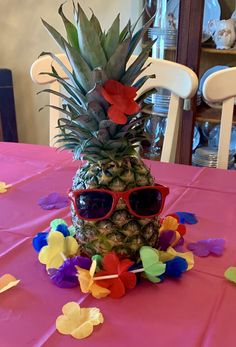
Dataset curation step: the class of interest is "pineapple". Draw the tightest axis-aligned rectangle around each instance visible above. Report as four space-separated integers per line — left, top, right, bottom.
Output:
40 2 159 260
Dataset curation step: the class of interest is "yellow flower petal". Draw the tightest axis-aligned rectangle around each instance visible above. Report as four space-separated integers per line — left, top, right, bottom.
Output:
71 321 94 339
56 302 103 340
56 315 76 335
170 231 181 247
77 267 93 293
0 182 12 193
90 283 110 299
82 307 104 325
77 265 110 299
62 302 83 326
65 236 79 256
0 274 20 293
38 232 79 270
159 251 175 263
46 254 64 270
89 260 97 277
160 216 178 232
167 247 194 270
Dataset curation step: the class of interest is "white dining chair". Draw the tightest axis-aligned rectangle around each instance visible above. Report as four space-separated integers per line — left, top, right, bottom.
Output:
30 54 198 162
202 67 236 169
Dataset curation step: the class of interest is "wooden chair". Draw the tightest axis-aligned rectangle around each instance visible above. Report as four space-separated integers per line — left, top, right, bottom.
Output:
30 54 198 162
202 67 236 169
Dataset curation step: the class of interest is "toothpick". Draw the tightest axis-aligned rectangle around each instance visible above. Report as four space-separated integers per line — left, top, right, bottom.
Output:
94 268 144 281
60 252 67 261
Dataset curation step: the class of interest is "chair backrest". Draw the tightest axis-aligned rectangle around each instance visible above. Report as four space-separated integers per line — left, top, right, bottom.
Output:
202 67 236 169
31 54 198 162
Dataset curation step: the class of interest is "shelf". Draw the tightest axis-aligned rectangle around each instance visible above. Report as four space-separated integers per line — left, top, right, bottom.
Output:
143 104 236 125
163 46 236 55
201 47 236 55
196 105 236 125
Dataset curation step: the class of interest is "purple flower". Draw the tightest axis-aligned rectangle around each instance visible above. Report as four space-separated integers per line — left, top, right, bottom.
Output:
32 232 49 252
157 230 176 251
173 236 184 252
187 238 225 257
38 192 69 210
48 256 92 288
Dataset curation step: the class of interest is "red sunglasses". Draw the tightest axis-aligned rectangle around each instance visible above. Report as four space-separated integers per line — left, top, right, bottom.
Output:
68 184 169 221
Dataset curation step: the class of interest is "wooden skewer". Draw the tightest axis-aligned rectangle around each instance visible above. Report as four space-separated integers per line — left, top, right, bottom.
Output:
93 268 144 281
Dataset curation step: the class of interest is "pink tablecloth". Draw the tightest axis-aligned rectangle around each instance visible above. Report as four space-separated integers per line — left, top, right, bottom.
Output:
1 142 236 347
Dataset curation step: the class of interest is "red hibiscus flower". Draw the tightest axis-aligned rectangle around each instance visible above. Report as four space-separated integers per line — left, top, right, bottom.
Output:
101 80 140 125
95 253 137 298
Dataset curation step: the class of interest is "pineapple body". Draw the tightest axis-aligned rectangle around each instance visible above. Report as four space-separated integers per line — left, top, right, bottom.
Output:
71 157 160 260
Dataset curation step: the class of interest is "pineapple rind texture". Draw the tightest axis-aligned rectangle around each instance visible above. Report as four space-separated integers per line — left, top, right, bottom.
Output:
71 157 160 260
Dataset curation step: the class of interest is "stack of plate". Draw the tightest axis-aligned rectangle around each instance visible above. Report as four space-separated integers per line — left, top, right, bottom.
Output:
192 146 235 169
145 89 202 114
148 28 177 48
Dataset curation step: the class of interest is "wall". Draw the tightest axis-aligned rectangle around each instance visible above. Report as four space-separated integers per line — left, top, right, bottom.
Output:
0 0 142 145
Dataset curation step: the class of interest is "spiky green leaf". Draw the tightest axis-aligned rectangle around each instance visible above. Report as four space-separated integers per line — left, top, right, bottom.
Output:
41 18 66 51
77 3 107 68
39 51 79 89
105 38 130 80
127 14 154 58
58 4 79 49
63 41 94 93
38 89 86 114
120 40 154 85
90 13 103 37
102 14 120 60
119 20 131 42
133 74 155 89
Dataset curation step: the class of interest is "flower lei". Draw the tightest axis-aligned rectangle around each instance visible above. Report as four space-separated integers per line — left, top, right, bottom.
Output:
33 213 196 299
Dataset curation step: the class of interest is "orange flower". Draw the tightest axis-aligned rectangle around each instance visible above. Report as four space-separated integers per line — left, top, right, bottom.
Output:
101 80 140 124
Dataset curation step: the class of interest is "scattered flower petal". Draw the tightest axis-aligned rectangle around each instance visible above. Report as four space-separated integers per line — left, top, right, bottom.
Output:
224 267 236 284
0 182 12 193
187 238 225 257
38 193 69 210
38 231 79 270
56 302 104 339
48 256 92 288
0 274 20 293
32 232 49 252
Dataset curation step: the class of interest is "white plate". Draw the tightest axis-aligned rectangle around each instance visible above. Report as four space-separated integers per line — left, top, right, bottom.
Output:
166 0 221 42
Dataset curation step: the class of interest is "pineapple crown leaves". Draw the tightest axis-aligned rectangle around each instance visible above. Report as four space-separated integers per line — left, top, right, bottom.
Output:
40 2 155 162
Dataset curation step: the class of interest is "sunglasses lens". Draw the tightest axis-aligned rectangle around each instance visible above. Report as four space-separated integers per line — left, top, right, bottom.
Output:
129 188 162 217
76 191 113 219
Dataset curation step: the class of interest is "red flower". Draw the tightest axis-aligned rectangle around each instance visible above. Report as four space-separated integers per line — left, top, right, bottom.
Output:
101 80 140 125
95 253 137 298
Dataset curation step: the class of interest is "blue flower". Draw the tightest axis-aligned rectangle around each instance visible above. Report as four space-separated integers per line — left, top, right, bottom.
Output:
176 212 198 225
56 224 70 237
159 257 188 280
32 232 49 252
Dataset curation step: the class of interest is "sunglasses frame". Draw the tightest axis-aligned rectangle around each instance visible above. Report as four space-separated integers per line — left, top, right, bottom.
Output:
68 184 169 221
